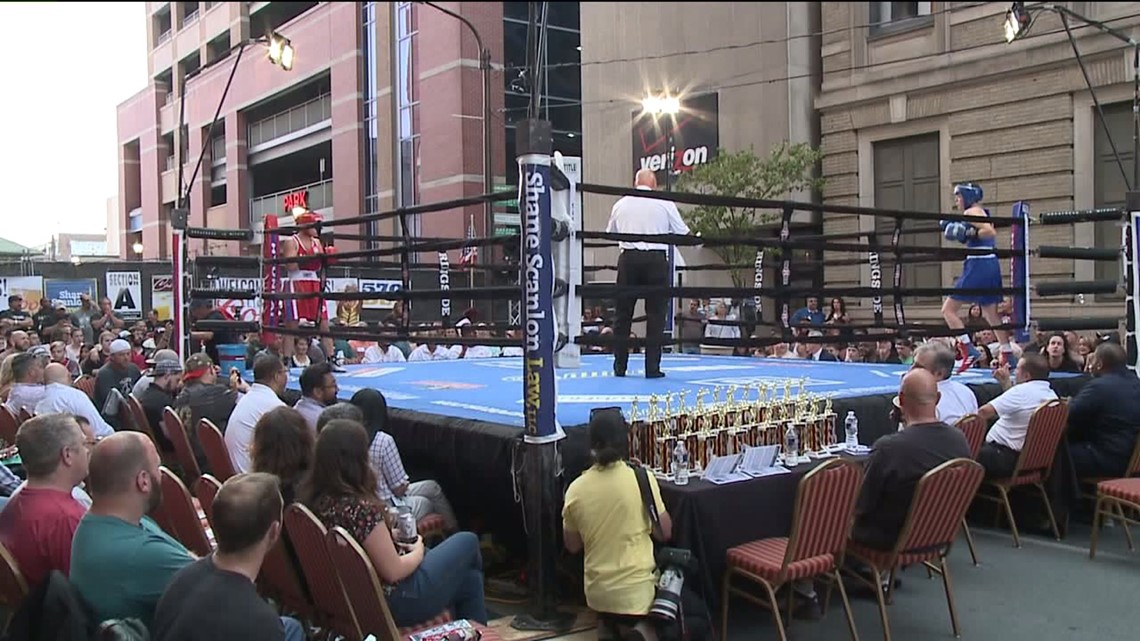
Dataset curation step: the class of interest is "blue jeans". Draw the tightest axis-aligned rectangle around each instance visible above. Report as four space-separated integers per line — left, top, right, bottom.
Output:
386 531 488 627
281 616 304 641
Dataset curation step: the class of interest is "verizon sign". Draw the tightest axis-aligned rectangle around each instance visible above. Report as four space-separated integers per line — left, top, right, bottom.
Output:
632 92 719 182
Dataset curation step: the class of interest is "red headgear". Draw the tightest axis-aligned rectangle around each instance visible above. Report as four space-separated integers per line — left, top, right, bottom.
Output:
294 210 324 227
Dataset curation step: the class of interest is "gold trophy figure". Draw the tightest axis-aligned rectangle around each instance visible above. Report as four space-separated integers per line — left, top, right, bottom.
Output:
628 398 643 464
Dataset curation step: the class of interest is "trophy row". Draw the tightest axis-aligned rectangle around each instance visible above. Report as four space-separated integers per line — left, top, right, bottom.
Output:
628 379 839 475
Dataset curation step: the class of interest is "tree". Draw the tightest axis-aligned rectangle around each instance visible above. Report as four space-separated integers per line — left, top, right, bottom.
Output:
675 142 825 287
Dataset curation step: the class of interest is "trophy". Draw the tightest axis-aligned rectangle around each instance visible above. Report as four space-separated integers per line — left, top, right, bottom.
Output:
628 397 643 464
823 394 838 449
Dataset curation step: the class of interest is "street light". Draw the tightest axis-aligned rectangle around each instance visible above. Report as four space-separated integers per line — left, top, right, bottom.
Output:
266 32 295 71
132 242 144 255
641 93 681 191
1003 2 1031 44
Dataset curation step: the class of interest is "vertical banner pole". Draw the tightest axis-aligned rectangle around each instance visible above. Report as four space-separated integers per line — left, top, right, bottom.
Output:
512 118 572 633
262 215 280 350
1010 202 1031 344
173 229 187 359
1128 209 1138 369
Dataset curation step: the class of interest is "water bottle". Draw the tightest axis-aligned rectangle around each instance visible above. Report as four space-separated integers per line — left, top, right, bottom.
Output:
784 422 799 462
845 411 859 449
335 350 345 367
672 440 690 486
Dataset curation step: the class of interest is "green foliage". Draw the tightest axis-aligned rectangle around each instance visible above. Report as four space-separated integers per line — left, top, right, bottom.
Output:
675 143 825 286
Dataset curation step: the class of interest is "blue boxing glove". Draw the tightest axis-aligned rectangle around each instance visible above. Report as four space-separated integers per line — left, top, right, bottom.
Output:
944 222 964 242
939 219 954 232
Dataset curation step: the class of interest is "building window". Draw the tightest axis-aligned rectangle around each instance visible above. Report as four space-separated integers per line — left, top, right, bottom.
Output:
873 133 942 300
1093 102 1132 300
870 2 932 31
394 2 421 243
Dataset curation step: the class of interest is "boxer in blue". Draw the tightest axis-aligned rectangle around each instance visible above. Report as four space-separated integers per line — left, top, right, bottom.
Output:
940 183 1013 372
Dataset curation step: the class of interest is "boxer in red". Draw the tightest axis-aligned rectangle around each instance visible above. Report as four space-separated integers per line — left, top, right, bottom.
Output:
280 210 334 361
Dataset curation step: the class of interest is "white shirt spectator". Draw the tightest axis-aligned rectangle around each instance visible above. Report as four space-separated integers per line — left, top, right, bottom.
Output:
6 384 45 415
985 380 1057 451
606 186 691 252
362 344 407 364
292 397 324 435
408 345 459 362
937 379 979 428
704 315 740 341
35 382 115 438
463 345 498 359
502 347 524 357
225 383 285 473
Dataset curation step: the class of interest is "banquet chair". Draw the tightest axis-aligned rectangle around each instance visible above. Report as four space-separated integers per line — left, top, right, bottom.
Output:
1089 478 1140 559
722 458 863 641
125 394 173 466
284 503 359 639
153 466 214 557
162 407 201 484
974 399 1068 547
0 406 18 446
326 527 499 641
15 408 30 425
73 374 96 401
845 458 984 641
197 418 236 481
953 414 987 566
0 542 28 628
193 474 222 530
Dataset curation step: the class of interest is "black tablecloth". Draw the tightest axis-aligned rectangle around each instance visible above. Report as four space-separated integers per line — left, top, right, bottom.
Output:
657 461 829 609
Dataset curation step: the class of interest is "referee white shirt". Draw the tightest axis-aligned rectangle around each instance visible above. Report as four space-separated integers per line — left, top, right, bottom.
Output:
606 186 690 251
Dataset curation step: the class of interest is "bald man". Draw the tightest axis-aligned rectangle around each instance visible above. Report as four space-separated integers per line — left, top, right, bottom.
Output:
851 369 972 550
70 432 195 628
605 169 691 378
36 363 114 438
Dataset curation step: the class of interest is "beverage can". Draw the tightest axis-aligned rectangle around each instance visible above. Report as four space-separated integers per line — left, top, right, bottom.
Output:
397 508 418 543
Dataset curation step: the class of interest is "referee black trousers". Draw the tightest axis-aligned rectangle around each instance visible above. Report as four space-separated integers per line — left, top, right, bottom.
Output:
613 249 669 376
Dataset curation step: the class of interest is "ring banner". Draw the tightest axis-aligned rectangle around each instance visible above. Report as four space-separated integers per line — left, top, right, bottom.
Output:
438 251 452 325
520 153 564 444
1011 202 1031 345
262 215 282 337
868 234 883 325
753 250 764 320
891 222 906 326
778 206 792 338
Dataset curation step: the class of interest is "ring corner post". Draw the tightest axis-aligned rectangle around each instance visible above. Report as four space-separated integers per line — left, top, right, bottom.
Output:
1011 201 1031 344
171 207 189 360
512 118 574 633
1126 192 1140 369
262 214 280 346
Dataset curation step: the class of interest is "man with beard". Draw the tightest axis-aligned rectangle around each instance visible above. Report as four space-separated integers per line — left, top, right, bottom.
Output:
70 432 195 629
139 358 184 452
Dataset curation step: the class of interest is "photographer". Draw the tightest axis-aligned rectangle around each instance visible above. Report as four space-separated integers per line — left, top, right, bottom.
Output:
563 410 673 641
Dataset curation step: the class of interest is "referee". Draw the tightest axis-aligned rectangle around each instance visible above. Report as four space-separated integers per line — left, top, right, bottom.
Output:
606 168 691 378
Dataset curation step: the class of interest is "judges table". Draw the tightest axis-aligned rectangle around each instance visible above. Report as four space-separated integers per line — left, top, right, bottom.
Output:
657 459 836 609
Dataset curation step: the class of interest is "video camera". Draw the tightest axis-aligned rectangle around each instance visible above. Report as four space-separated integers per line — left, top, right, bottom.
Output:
649 547 697 621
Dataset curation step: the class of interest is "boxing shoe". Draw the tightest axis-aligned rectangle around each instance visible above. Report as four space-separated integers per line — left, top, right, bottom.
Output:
955 340 980 374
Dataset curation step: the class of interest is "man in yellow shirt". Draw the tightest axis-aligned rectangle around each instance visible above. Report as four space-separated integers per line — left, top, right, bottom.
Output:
563 410 672 639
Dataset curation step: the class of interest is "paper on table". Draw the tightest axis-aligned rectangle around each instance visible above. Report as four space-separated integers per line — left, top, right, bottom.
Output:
748 465 791 477
702 453 750 484
740 445 780 474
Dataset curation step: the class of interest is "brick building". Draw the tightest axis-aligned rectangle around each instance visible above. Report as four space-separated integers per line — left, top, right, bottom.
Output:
818 1 1140 323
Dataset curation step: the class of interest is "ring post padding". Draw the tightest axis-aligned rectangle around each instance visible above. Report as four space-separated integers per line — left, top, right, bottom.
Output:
262 215 281 339
1011 202 1031 344
868 229 884 325
438 250 452 326
778 204 793 341
753 249 765 326
173 227 187 359
1129 208 1139 369
552 153 581 369
891 220 906 326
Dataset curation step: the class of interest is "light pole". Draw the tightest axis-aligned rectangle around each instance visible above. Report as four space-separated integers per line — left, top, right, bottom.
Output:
641 94 681 347
417 2 494 248
171 31 294 359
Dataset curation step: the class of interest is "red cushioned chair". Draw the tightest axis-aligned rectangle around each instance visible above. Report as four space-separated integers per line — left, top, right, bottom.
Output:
1090 478 1140 559
197 418 236 482
845 458 985 641
974 399 1068 547
73 374 96 401
15 408 30 425
284 503 359 639
125 393 174 467
193 474 222 529
0 406 18 446
326 527 499 641
953 413 987 566
722 458 863 641
0 542 28 628
162 406 201 484
153 466 214 557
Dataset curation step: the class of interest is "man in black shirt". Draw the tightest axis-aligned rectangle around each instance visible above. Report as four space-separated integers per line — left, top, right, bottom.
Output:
152 473 304 641
94 339 143 429
1067 342 1140 478
0 295 32 331
851 368 972 551
140 359 183 453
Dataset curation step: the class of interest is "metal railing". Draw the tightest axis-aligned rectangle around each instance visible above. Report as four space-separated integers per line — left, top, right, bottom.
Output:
182 8 198 25
247 93 332 149
248 179 333 227
156 30 172 46
211 136 226 165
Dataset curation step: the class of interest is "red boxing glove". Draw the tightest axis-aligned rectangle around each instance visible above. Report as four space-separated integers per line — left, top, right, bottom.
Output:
323 245 338 265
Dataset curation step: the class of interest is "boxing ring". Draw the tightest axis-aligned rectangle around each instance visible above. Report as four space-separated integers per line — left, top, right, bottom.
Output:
172 129 1138 618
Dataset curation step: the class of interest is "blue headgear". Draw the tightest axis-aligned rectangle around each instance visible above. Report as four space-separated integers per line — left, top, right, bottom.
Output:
953 183 983 209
